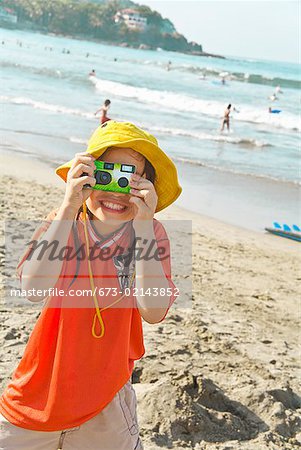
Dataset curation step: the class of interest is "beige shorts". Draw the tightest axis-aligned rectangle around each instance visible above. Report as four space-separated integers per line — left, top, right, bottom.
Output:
0 380 143 450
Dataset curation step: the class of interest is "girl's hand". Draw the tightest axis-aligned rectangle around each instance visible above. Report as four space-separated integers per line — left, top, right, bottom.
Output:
61 152 96 213
129 174 158 223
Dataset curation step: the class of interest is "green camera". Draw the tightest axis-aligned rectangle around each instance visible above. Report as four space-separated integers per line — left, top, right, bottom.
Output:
92 161 136 194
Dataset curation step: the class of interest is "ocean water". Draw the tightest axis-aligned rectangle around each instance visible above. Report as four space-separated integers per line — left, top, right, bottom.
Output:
1 28 300 231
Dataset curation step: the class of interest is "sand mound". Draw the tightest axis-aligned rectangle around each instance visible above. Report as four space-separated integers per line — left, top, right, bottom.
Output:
134 371 301 449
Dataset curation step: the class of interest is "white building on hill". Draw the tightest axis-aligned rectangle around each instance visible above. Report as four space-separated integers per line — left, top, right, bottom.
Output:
114 9 147 31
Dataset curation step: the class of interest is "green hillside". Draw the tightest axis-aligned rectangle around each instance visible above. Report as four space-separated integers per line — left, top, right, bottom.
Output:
0 0 204 53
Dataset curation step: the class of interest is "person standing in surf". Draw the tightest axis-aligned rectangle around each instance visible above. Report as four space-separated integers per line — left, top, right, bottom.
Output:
95 99 111 125
220 104 232 132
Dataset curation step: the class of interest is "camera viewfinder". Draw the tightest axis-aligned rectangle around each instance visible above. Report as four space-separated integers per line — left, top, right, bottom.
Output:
121 164 135 173
103 162 115 170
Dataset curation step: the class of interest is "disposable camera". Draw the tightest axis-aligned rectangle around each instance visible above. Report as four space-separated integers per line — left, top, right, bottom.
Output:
91 161 136 194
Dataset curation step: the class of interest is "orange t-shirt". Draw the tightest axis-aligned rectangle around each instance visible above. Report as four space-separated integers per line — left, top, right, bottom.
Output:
0 212 176 431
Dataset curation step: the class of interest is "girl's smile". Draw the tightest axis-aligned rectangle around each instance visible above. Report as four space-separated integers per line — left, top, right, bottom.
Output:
99 198 129 214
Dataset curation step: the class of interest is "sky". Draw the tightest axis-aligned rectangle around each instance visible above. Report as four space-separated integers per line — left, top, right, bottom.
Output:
136 0 300 63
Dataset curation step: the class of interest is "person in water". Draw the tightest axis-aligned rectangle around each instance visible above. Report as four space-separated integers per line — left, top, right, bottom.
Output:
95 99 111 124
89 69 96 76
220 104 232 132
269 93 278 102
275 85 283 95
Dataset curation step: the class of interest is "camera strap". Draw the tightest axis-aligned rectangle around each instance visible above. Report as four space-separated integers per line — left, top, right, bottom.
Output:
82 202 136 338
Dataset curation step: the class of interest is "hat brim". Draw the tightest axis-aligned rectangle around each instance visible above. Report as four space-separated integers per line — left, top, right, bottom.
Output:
55 138 182 212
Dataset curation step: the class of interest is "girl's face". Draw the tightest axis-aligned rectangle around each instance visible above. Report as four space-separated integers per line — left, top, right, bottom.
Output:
86 147 145 224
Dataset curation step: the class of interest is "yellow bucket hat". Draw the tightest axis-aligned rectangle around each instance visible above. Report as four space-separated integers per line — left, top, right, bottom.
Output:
56 121 182 212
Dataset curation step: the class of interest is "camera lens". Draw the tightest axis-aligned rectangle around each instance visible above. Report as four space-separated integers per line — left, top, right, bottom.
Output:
95 170 112 185
104 162 114 170
118 177 129 188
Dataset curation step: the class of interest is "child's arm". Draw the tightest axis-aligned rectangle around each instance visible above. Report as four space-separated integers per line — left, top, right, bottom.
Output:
129 174 176 323
21 153 96 301
133 221 175 324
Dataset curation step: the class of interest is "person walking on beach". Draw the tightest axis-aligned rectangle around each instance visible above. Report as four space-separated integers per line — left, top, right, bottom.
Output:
0 121 181 449
220 104 232 132
95 99 111 124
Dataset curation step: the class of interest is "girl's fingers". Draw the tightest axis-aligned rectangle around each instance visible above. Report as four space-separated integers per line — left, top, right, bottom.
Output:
130 188 158 210
74 151 94 160
129 196 148 210
72 175 96 189
129 187 157 219
69 153 95 172
74 152 95 163
69 163 95 179
130 188 148 198
129 178 154 191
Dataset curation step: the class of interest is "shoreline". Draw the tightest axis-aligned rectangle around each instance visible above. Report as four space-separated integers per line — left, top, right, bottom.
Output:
2 143 299 237
1 147 298 248
0 24 225 60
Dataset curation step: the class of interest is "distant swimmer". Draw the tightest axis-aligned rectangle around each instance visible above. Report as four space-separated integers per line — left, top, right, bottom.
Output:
219 71 229 85
89 69 96 77
95 99 111 124
166 61 172 71
199 69 207 80
220 104 232 132
269 93 278 102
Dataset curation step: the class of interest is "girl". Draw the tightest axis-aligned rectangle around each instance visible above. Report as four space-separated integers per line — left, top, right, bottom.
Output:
0 121 182 450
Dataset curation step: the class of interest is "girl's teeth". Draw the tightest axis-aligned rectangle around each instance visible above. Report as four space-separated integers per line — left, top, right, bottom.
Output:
102 201 125 211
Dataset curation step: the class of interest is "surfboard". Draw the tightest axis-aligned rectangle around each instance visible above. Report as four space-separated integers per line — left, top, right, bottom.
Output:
265 223 301 242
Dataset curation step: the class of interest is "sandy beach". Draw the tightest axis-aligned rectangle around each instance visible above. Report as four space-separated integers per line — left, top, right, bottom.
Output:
0 153 300 449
